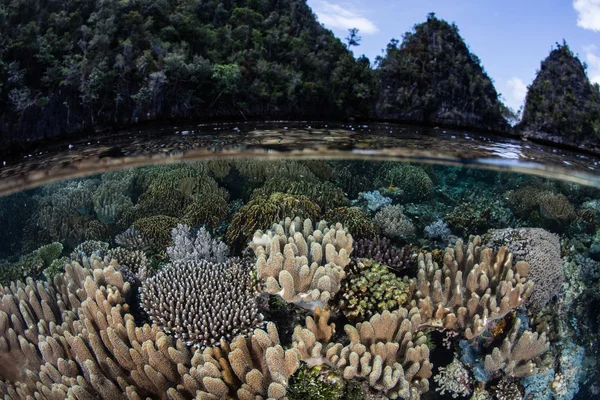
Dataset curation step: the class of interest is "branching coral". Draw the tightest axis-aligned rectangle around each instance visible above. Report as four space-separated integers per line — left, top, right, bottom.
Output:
186 321 299 399
167 224 229 264
132 215 180 250
337 259 410 322
374 204 415 240
250 217 353 310
484 317 549 378
293 308 432 399
107 247 151 283
140 258 263 348
227 193 321 248
353 236 414 272
92 170 134 225
433 358 472 398
409 236 533 339
324 206 377 239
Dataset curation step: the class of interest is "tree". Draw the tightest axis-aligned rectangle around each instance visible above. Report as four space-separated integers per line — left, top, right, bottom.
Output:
345 28 361 49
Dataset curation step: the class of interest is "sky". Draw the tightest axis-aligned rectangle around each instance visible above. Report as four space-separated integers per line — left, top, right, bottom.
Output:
306 0 600 112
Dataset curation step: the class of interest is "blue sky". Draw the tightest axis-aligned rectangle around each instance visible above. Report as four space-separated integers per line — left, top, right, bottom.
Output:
306 0 600 112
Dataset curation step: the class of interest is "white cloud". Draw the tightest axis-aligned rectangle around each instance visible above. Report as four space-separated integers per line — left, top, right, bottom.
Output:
583 44 600 84
311 1 379 34
505 77 528 111
574 0 600 31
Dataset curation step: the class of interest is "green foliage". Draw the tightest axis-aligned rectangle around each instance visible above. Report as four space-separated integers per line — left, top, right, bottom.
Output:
520 41 600 141
375 13 508 129
0 0 372 140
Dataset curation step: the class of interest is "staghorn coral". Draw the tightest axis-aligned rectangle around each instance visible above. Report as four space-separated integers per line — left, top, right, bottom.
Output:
485 228 563 310
292 307 432 399
409 236 533 339
140 258 263 348
254 179 347 211
374 204 415 240
324 207 377 239
132 215 180 250
227 193 321 248
187 321 299 399
250 217 353 310
92 170 134 225
353 236 414 272
484 317 549 378
167 224 229 264
355 190 392 212
337 259 410 322
69 240 109 260
107 247 151 282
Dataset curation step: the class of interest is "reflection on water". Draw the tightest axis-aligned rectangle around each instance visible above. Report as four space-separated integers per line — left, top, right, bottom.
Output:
2 122 600 196
0 156 599 399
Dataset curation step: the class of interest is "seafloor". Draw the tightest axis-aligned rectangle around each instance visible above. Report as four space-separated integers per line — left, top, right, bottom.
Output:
0 159 599 400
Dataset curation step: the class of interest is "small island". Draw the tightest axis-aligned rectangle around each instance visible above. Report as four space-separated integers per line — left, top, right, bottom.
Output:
0 1 599 153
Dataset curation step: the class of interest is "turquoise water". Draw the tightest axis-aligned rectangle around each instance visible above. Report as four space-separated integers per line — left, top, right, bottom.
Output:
0 129 599 399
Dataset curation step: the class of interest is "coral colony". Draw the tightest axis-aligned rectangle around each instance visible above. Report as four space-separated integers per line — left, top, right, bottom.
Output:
0 159 598 399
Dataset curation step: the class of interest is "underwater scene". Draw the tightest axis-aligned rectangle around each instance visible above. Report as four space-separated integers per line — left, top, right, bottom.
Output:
0 159 599 400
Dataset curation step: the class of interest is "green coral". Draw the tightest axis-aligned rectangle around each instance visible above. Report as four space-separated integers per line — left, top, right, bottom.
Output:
226 192 321 248
182 192 229 229
0 242 64 285
133 215 180 250
255 178 346 211
446 202 490 237
376 162 433 202
288 364 363 400
324 207 376 239
134 164 228 219
337 259 410 322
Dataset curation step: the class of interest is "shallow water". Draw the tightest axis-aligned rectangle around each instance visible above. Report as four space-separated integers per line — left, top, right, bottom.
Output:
0 123 599 399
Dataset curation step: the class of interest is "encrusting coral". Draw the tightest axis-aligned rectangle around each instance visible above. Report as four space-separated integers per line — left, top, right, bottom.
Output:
409 236 533 339
337 259 410 322
250 217 353 310
292 307 433 399
140 258 263 348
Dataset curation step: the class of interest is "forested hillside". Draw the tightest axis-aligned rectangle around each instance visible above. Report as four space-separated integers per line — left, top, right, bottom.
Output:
520 42 600 145
374 13 509 131
0 0 373 143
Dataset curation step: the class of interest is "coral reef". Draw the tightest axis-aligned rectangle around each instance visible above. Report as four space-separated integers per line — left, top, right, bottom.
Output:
433 358 472 398
446 202 490 237
293 308 433 399
355 190 392 212
324 207 377 239
374 204 415 240
424 219 452 240
107 247 151 283
337 259 410 322
485 228 563 310
140 258 262 348
167 224 229 264
226 193 321 248
376 163 433 202
254 179 347 210
484 317 549 378
353 236 414 272
409 236 533 339
250 217 353 310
